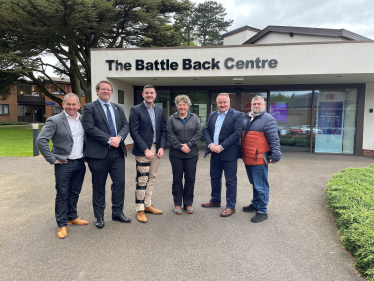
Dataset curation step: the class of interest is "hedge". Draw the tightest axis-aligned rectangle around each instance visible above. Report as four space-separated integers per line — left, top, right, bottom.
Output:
325 164 374 280
0 122 29 125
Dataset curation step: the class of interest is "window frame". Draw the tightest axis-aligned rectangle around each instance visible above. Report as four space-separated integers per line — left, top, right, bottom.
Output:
0 104 10 115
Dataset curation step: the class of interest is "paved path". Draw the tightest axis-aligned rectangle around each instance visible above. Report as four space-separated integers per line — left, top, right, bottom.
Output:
0 152 372 280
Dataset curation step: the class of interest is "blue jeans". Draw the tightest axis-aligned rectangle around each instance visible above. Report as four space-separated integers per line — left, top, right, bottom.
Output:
210 153 238 209
245 165 269 214
54 159 86 227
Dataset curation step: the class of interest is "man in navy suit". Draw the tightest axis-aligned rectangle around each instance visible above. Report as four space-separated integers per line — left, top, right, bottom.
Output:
201 93 243 217
129 84 167 223
82 80 131 228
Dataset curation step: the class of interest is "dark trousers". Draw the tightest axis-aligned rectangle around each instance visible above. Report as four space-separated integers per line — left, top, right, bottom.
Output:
54 159 86 227
169 154 198 207
210 153 238 209
86 148 125 218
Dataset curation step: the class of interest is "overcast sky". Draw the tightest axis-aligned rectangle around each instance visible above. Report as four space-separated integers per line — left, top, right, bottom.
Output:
196 0 374 39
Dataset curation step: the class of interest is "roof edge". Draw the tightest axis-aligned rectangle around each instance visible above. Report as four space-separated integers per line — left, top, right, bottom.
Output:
243 25 372 44
222 25 261 38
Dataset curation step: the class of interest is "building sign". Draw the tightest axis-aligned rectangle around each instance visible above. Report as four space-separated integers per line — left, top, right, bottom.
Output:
105 57 278 71
46 102 56 105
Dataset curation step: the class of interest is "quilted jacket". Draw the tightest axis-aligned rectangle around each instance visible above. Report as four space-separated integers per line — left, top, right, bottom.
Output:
241 111 281 165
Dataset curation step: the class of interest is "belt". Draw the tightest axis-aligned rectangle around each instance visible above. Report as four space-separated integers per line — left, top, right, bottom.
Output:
67 157 83 161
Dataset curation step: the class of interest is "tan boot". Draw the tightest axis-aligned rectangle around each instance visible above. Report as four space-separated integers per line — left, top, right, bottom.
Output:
137 211 147 223
67 218 88 225
57 227 67 239
144 205 163 214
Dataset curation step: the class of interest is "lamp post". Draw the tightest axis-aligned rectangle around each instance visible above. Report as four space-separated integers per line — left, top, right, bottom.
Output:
32 123 39 156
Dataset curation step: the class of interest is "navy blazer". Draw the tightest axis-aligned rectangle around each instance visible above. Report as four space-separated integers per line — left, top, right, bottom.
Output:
129 102 167 156
204 107 243 162
82 100 130 159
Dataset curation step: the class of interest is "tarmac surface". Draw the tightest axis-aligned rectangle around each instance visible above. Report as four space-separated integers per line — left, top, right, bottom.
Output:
0 151 372 280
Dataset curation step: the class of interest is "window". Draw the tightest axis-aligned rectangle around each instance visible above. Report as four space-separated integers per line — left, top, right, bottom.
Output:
17 105 31 116
31 85 44 97
0 104 9 115
17 82 31 96
270 90 313 152
52 106 63 116
51 85 65 95
118 90 124 104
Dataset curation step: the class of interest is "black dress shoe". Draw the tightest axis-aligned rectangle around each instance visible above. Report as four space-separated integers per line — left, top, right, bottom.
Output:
96 217 105 228
112 214 132 223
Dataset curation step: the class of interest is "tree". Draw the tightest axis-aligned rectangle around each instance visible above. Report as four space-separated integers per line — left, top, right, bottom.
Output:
174 8 196 46
0 0 191 105
0 71 21 100
193 1 233 46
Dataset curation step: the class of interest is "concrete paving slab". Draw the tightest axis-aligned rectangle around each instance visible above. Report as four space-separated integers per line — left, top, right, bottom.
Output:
0 151 371 280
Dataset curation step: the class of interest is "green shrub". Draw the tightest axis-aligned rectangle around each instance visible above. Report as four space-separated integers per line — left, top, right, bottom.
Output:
0 122 29 125
325 164 374 280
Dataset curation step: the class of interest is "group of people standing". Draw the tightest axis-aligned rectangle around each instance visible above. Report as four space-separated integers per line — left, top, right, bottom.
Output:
37 80 281 239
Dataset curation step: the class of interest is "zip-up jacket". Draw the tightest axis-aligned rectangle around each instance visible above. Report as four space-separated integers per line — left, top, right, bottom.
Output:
167 112 202 159
241 111 281 165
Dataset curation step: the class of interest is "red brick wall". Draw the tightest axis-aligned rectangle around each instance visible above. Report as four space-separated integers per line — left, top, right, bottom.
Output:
363 150 374 157
0 85 17 122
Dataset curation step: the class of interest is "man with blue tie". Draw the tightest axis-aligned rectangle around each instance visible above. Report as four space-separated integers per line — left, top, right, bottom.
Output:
82 80 131 228
201 93 243 217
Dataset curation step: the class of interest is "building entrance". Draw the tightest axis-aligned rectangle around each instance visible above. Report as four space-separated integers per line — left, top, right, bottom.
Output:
134 84 363 155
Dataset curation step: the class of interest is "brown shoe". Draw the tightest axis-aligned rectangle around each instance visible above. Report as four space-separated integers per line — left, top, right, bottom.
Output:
57 227 67 239
201 201 221 208
137 211 147 223
221 208 235 217
67 218 88 225
144 205 163 214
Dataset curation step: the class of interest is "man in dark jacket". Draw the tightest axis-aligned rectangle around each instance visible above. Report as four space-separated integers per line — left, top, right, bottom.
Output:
82 80 131 229
241 95 281 223
202 93 243 217
129 85 167 223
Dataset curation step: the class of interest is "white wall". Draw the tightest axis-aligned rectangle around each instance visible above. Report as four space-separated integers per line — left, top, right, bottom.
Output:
223 29 258 45
91 41 374 79
254 32 346 44
363 83 374 150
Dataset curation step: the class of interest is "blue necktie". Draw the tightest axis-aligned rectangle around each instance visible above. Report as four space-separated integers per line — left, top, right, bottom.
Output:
104 104 116 137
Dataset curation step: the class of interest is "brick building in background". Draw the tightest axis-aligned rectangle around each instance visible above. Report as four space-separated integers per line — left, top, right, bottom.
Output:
0 77 86 123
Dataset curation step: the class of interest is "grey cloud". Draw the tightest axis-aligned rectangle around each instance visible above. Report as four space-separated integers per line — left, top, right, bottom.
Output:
227 0 374 38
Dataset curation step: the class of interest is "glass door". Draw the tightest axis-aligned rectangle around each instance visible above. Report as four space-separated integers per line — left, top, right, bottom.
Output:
270 90 313 152
313 88 358 154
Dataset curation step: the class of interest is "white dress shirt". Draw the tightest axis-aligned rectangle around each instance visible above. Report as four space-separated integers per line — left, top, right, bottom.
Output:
65 111 84 159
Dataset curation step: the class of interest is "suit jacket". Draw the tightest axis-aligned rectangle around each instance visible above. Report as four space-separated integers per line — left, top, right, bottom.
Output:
204 107 243 162
37 112 83 165
82 100 130 159
129 102 167 156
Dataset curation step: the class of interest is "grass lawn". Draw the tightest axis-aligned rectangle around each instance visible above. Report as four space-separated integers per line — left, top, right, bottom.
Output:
0 125 51 157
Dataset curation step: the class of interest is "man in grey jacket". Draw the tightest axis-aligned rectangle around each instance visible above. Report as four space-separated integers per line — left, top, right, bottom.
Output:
37 93 88 239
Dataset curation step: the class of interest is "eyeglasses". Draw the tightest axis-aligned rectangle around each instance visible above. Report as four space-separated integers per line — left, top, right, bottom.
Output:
99 88 112 92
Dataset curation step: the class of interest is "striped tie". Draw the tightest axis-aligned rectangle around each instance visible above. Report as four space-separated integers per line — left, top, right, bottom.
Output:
104 104 116 137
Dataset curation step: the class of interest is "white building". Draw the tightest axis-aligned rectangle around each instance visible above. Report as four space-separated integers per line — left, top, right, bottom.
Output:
91 25 374 156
